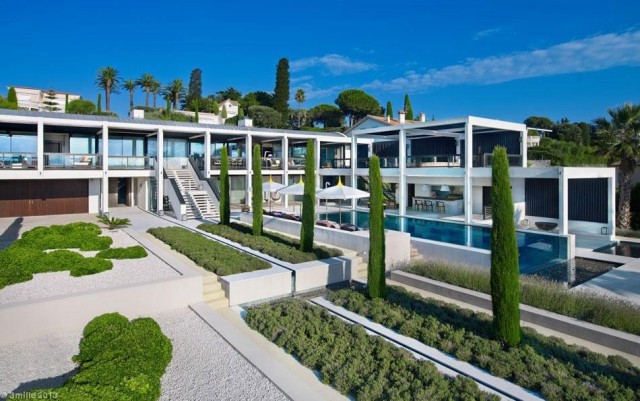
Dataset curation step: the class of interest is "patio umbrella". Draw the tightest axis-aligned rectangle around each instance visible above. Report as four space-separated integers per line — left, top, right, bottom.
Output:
276 177 321 214
316 177 369 224
263 176 285 212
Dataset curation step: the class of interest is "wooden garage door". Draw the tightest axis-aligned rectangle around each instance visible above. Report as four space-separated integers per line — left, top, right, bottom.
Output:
0 180 88 217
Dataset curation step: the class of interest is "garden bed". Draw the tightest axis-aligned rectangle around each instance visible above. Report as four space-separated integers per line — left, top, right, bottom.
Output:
197 222 342 264
327 287 640 401
148 226 270 275
403 260 640 335
246 299 497 401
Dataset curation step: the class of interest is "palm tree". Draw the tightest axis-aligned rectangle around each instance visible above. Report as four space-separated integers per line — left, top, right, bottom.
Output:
595 103 640 229
95 66 121 112
294 88 305 127
135 73 155 107
164 79 185 111
122 78 136 112
151 79 161 109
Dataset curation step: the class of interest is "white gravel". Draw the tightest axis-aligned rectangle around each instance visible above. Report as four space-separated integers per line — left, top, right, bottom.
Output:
0 308 288 401
0 229 179 305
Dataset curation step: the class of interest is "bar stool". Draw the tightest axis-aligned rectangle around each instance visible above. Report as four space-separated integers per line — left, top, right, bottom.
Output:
415 199 425 211
436 201 445 213
425 200 434 212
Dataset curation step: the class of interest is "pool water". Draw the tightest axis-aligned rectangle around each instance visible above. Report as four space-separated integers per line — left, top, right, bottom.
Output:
594 241 640 258
323 210 568 271
523 257 622 287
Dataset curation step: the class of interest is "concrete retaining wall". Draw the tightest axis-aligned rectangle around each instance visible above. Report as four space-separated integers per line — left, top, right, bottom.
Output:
0 275 202 345
390 270 640 357
289 257 353 293
220 266 292 306
411 238 491 267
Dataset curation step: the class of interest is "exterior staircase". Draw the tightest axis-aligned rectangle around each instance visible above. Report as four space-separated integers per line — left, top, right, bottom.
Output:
167 169 219 220
203 274 228 309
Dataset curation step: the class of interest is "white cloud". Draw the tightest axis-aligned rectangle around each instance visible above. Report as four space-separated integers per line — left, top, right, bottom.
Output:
296 82 346 100
290 54 377 75
473 27 502 40
364 31 640 92
290 75 314 84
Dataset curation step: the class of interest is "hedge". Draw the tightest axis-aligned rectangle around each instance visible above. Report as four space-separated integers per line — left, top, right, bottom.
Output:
405 260 640 336
328 287 640 401
197 222 342 263
148 226 270 275
24 313 172 401
246 299 497 401
96 246 148 259
17 222 112 251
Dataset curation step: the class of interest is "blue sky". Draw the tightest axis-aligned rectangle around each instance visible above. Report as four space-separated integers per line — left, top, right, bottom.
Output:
1 0 639 124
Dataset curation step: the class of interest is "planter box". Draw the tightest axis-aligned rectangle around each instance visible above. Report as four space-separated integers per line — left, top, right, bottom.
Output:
220 267 292 306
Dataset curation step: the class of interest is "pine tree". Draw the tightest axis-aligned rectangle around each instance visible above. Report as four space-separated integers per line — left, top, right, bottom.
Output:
252 144 263 235
219 146 231 225
7 87 18 107
368 155 386 298
300 139 315 252
403 94 414 120
97 93 102 113
186 68 202 110
490 146 521 347
273 58 290 119
386 101 393 118
42 89 60 112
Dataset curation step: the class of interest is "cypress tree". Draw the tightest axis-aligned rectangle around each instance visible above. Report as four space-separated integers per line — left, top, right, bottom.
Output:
97 93 102 113
165 98 171 119
386 101 393 118
300 139 315 252
7 87 18 107
238 107 244 119
64 94 69 113
212 101 219 115
490 146 521 347
194 100 199 123
368 155 386 298
186 68 202 110
219 146 231 225
403 94 414 120
273 58 290 118
252 144 263 235
221 105 228 119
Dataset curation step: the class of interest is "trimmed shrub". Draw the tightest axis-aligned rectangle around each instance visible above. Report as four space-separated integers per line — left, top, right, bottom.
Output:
96 246 148 259
219 146 231 225
25 312 172 401
368 155 386 298
252 144 263 235
17 222 112 251
490 146 521 346
300 139 315 252
148 226 269 275
197 222 341 263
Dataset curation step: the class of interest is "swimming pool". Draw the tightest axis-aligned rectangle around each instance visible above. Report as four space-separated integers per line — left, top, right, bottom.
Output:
323 210 569 270
594 241 640 258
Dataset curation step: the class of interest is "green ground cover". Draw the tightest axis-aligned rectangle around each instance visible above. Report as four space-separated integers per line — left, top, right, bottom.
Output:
96 246 148 259
148 226 270 275
197 222 342 263
404 260 640 335
328 287 640 401
246 299 497 401
24 313 172 401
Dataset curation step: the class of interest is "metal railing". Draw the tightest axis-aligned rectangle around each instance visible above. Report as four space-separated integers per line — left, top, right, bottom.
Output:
357 156 398 168
0 152 37 169
474 153 522 167
210 157 246 170
287 157 306 169
320 158 351 168
163 157 189 170
108 156 155 170
407 154 462 168
44 153 102 169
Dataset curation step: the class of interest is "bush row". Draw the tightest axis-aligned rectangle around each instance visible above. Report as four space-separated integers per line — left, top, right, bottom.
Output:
327 288 640 401
197 222 342 263
246 299 497 401
96 246 148 259
26 312 172 401
404 260 640 335
148 226 270 275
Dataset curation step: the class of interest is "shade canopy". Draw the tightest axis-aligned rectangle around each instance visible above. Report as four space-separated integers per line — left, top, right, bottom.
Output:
316 177 370 200
277 177 321 196
263 176 285 192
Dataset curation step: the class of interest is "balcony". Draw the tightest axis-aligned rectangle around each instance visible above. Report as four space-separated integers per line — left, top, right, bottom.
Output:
407 154 462 168
320 158 351 169
287 157 306 170
108 156 155 170
210 157 246 170
261 157 283 169
473 153 522 167
44 153 102 169
0 152 37 169
357 157 398 168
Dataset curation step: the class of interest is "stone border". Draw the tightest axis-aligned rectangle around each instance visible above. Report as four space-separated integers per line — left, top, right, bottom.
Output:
390 270 640 357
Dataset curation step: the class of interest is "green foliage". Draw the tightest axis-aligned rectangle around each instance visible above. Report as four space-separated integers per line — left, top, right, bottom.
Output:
164 79 185 111
241 91 274 110
490 146 521 346
148 226 269 275
123 78 136 111
335 89 381 125
0 95 18 110
96 246 147 259
197 222 341 263
27 312 172 401
385 100 393 117
67 99 97 115
300 139 315 252
247 105 282 128
528 137 605 166
403 94 413 120
194 99 199 123
252 144 263 235
631 183 640 229
524 116 555 130
185 68 202 110
95 66 121 112
368 155 386 298
92 111 119 117
219 146 231 225
211 100 219 114
215 87 242 102
97 93 102 112
328 287 640 401
42 89 60 112
273 58 290 118
221 104 228 119
64 94 69 112
136 73 156 108
7 87 18 106
307 104 344 128
246 299 496 401
97 215 131 230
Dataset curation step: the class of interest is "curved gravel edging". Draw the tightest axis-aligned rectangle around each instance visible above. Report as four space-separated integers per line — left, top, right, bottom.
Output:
0 229 179 305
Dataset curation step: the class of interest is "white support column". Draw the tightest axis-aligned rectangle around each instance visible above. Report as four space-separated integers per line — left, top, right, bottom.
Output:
101 124 109 215
350 134 358 209
607 176 616 239
558 168 568 235
36 120 44 173
283 136 289 208
204 129 211 177
520 127 527 167
156 128 164 214
464 121 473 224
246 135 252 207
398 128 407 216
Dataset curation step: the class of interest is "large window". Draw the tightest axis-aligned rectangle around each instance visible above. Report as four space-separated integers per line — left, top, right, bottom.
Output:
189 141 204 158
163 138 187 158
230 176 246 204
70 136 96 154
0 133 37 153
109 136 144 156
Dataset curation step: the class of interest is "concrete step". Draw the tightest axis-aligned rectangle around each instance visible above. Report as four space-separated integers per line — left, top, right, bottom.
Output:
207 298 229 309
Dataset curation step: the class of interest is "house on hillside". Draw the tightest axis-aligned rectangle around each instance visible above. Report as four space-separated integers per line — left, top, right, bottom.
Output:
9 86 80 113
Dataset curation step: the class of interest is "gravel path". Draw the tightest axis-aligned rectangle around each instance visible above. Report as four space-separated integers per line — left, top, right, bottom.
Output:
0 308 288 401
0 229 179 305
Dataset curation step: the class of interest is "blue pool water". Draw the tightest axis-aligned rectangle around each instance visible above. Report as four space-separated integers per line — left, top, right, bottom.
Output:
323 210 568 271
